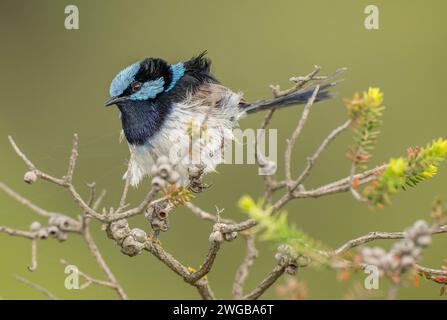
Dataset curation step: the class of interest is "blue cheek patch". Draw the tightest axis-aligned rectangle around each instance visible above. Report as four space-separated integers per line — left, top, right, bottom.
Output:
129 77 165 100
165 62 185 92
109 61 141 97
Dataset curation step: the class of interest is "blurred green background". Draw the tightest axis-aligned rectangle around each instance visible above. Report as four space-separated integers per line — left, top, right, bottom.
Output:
0 0 446 299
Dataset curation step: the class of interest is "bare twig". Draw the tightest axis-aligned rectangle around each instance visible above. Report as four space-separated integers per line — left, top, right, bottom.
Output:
415 264 447 276
243 264 286 300
5 135 220 299
349 163 368 202
187 241 221 283
291 119 352 191
82 220 128 299
9 136 66 185
184 203 260 299
117 161 132 212
185 202 235 224
0 182 58 218
218 219 258 234
271 165 384 212
8 136 36 170
65 134 79 183
92 189 107 211
117 178 130 212
107 189 160 221
60 259 115 289
145 240 216 299
195 280 216 300
256 109 278 200
0 226 35 239
86 182 96 207
332 225 447 256
3 134 128 299
27 238 37 272
269 65 322 97
8 135 159 223
259 66 334 205
284 85 320 185
14 274 58 300
232 233 258 299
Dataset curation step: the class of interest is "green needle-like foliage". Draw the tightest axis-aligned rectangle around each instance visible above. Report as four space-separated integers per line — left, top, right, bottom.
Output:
364 138 447 207
346 87 385 170
238 196 328 265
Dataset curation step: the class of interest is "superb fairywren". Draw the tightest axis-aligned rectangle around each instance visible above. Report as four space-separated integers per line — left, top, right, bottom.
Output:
105 52 341 187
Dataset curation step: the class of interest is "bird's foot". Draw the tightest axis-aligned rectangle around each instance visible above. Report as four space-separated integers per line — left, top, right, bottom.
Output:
187 164 210 193
188 180 212 193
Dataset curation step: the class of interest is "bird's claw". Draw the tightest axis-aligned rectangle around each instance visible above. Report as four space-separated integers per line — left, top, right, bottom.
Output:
188 181 212 193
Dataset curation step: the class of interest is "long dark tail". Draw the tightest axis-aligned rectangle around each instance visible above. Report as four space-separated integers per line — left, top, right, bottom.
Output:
240 68 346 115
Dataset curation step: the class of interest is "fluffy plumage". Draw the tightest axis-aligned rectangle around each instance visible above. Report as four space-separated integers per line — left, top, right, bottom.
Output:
106 52 340 186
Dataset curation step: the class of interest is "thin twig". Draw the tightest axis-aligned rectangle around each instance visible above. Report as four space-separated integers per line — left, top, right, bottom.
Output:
195 279 216 300
271 165 384 212
86 182 96 207
65 134 79 183
218 219 258 234
284 85 320 185
5 134 219 300
8 136 36 170
0 182 57 218
8 136 66 185
415 264 447 276
232 233 258 299
291 119 352 191
14 274 58 300
186 205 260 233
145 240 216 299
243 264 286 300
187 241 221 283
0 226 35 239
263 65 326 194
332 225 447 256
117 177 130 212
349 163 368 202
269 65 322 97
60 259 115 289
8 135 158 223
185 202 235 224
107 188 159 221
82 221 128 299
92 189 107 211
256 110 278 205
27 238 37 272
117 160 132 212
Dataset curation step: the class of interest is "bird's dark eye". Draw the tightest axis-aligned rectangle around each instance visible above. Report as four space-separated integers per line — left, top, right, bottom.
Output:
131 81 142 92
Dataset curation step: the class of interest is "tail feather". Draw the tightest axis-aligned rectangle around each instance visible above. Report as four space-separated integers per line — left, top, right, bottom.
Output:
241 67 346 114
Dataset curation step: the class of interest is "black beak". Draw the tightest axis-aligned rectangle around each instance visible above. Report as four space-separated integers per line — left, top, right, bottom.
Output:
104 96 126 107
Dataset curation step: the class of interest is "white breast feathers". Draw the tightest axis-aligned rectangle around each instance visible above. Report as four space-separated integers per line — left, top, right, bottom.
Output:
125 84 244 187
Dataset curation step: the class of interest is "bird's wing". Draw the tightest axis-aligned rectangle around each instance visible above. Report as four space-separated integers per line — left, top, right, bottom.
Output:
189 83 245 109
